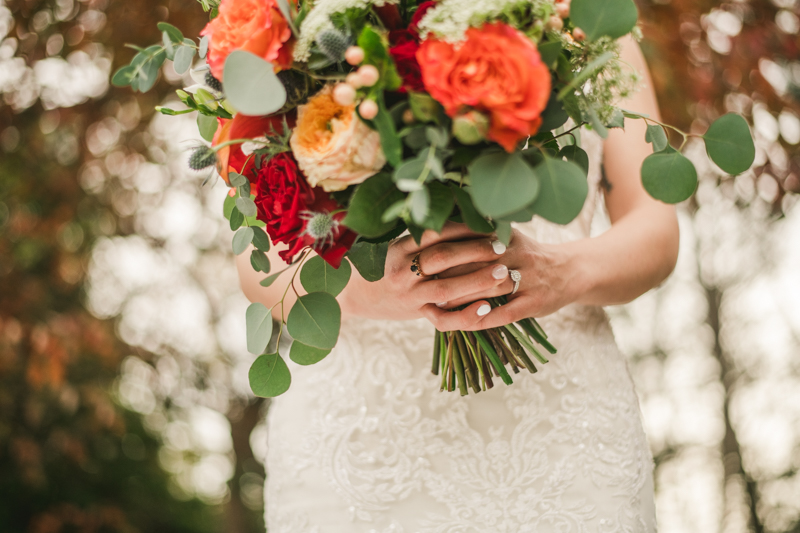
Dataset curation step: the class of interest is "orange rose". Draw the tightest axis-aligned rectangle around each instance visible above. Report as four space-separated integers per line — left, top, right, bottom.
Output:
201 0 294 80
416 23 551 152
213 113 292 184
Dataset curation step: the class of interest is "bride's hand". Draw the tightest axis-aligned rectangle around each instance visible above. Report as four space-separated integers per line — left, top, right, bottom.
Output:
338 222 511 321
418 227 584 331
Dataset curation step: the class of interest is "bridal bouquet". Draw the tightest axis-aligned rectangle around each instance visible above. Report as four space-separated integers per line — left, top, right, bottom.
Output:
113 0 755 397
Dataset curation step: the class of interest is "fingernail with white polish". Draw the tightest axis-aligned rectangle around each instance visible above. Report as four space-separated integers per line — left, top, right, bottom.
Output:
477 304 491 317
491 240 507 255
492 264 508 280
436 302 448 308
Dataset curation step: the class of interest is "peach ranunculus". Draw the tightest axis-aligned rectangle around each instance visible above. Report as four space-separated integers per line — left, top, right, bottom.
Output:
289 87 386 192
200 0 294 80
416 22 552 152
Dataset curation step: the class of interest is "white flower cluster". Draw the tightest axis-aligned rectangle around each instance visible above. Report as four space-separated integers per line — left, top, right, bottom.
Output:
416 0 555 42
293 0 401 61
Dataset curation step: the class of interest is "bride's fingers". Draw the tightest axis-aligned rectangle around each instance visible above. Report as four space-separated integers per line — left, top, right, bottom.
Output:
421 295 530 332
417 238 506 276
436 278 514 309
436 262 491 279
413 264 508 306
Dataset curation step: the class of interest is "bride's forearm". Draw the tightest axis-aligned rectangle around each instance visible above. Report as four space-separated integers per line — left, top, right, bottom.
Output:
564 203 679 307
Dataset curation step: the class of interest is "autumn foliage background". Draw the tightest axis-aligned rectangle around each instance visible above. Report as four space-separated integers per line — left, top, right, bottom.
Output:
1 0 799 532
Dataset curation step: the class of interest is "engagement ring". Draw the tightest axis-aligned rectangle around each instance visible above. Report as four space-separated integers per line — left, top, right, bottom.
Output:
509 269 522 294
411 253 428 277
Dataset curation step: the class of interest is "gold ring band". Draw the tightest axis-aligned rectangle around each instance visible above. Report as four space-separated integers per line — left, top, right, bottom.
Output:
410 253 427 277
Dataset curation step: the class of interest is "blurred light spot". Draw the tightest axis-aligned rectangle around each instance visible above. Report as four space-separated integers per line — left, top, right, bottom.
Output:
57 222 85 252
776 9 800 34
0 126 19 152
0 6 14 40
31 10 53 33
239 472 264 510
79 160 107 194
45 33 64 56
759 59 789 96
757 173 780 203
249 421 267 465
78 10 106 34
39 109 60 134
753 105 780 143
778 110 800 145
706 9 743 37
188 406 233 454
54 0 76 22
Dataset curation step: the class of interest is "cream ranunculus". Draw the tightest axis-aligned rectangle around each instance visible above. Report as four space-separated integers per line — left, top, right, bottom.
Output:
289 86 386 192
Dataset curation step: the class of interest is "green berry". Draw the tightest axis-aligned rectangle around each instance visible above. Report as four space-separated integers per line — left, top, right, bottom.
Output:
188 145 217 170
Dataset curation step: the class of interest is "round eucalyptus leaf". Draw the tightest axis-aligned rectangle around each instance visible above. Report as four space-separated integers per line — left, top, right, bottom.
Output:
245 302 273 355
250 249 271 273
229 205 244 231
197 114 218 142
300 256 351 297
251 226 271 252
290 341 331 366
249 353 291 398
641 150 698 204
236 196 257 218
530 157 589 225
173 45 196 75
645 124 669 153
468 152 539 218
703 113 755 175
570 0 638 40
558 145 590 177
287 293 341 350
232 227 254 255
199 35 209 59
409 187 430 225
223 50 287 116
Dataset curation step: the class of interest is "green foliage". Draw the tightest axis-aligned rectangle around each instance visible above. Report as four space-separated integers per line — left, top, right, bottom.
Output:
468 152 540 218
357 26 402 91
570 0 639 41
250 249 271 272
646 124 669 153
300 256 352 297
346 241 388 282
287 293 341 350
530 157 589 225
703 114 756 175
373 96 402 167
641 150 698 204
251 227 271 252
452 186 494 234
197 114 218 142
232 227 254 255
222 51 287 116
343 173 404 238
249 353 292 397
558 145 590 177
245 302 273 354
289 341 332 366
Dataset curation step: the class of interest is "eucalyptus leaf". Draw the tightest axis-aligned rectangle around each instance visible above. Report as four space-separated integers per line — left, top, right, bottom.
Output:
539 91 569 132
538 41 563 68
229 205 245 230
409 187 430 225
223 51 287 116
111 65 136 87
236 196 257 217
249 353 291 398
245 302 273 354
468 152 540 218
157 22 183 43
394 158 426 183
229 172 248 187
232 227 254 255
530 157 589 225
199 35 209 58
373 97 402 167
162 32 175 61
250 249 271 272
251 226 271 252
287 293 341 350
347 241 388 282
585 107 609 139
570 0 639 40
421 182 455 232
641 150 697 204
495 222 512 246
173 44 196 75
197 114 218 142
452 186 494 233
343 173 404 238
290 341 331 366
646 124 669 152
558 145 590 176
703 113 755 175
300 256 352 296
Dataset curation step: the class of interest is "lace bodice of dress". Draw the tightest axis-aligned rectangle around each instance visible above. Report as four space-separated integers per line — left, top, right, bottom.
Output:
264 130 657 533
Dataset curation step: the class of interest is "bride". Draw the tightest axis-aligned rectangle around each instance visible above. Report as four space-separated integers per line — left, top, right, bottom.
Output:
237 35 678 533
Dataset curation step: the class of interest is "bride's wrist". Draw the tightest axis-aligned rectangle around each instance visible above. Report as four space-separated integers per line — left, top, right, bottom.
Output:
554 241 596 306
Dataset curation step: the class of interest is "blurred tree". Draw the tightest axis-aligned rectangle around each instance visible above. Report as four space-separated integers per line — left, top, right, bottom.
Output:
0 0 263 531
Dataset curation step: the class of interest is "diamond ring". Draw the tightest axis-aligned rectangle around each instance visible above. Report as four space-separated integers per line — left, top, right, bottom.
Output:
509 269 522 294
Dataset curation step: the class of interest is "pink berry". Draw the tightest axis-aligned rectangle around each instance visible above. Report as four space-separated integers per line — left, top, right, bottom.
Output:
573 27 586 41
346 72 364 88
546 15 564 31
357 65 380 87
359 100 379 120
555 3 570 18
333 83 356 106
345 46 365 65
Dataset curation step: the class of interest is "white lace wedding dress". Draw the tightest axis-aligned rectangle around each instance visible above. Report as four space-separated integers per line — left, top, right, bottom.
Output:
262 131 657 533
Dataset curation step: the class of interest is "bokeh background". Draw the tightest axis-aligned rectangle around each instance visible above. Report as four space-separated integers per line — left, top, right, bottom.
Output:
1 0 799 531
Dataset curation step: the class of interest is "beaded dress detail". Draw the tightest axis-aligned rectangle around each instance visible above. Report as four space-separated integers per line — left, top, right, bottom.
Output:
263 130 657 533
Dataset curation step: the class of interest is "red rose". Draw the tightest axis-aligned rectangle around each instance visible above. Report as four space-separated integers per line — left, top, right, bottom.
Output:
389 30 425 92
254 153 356 268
